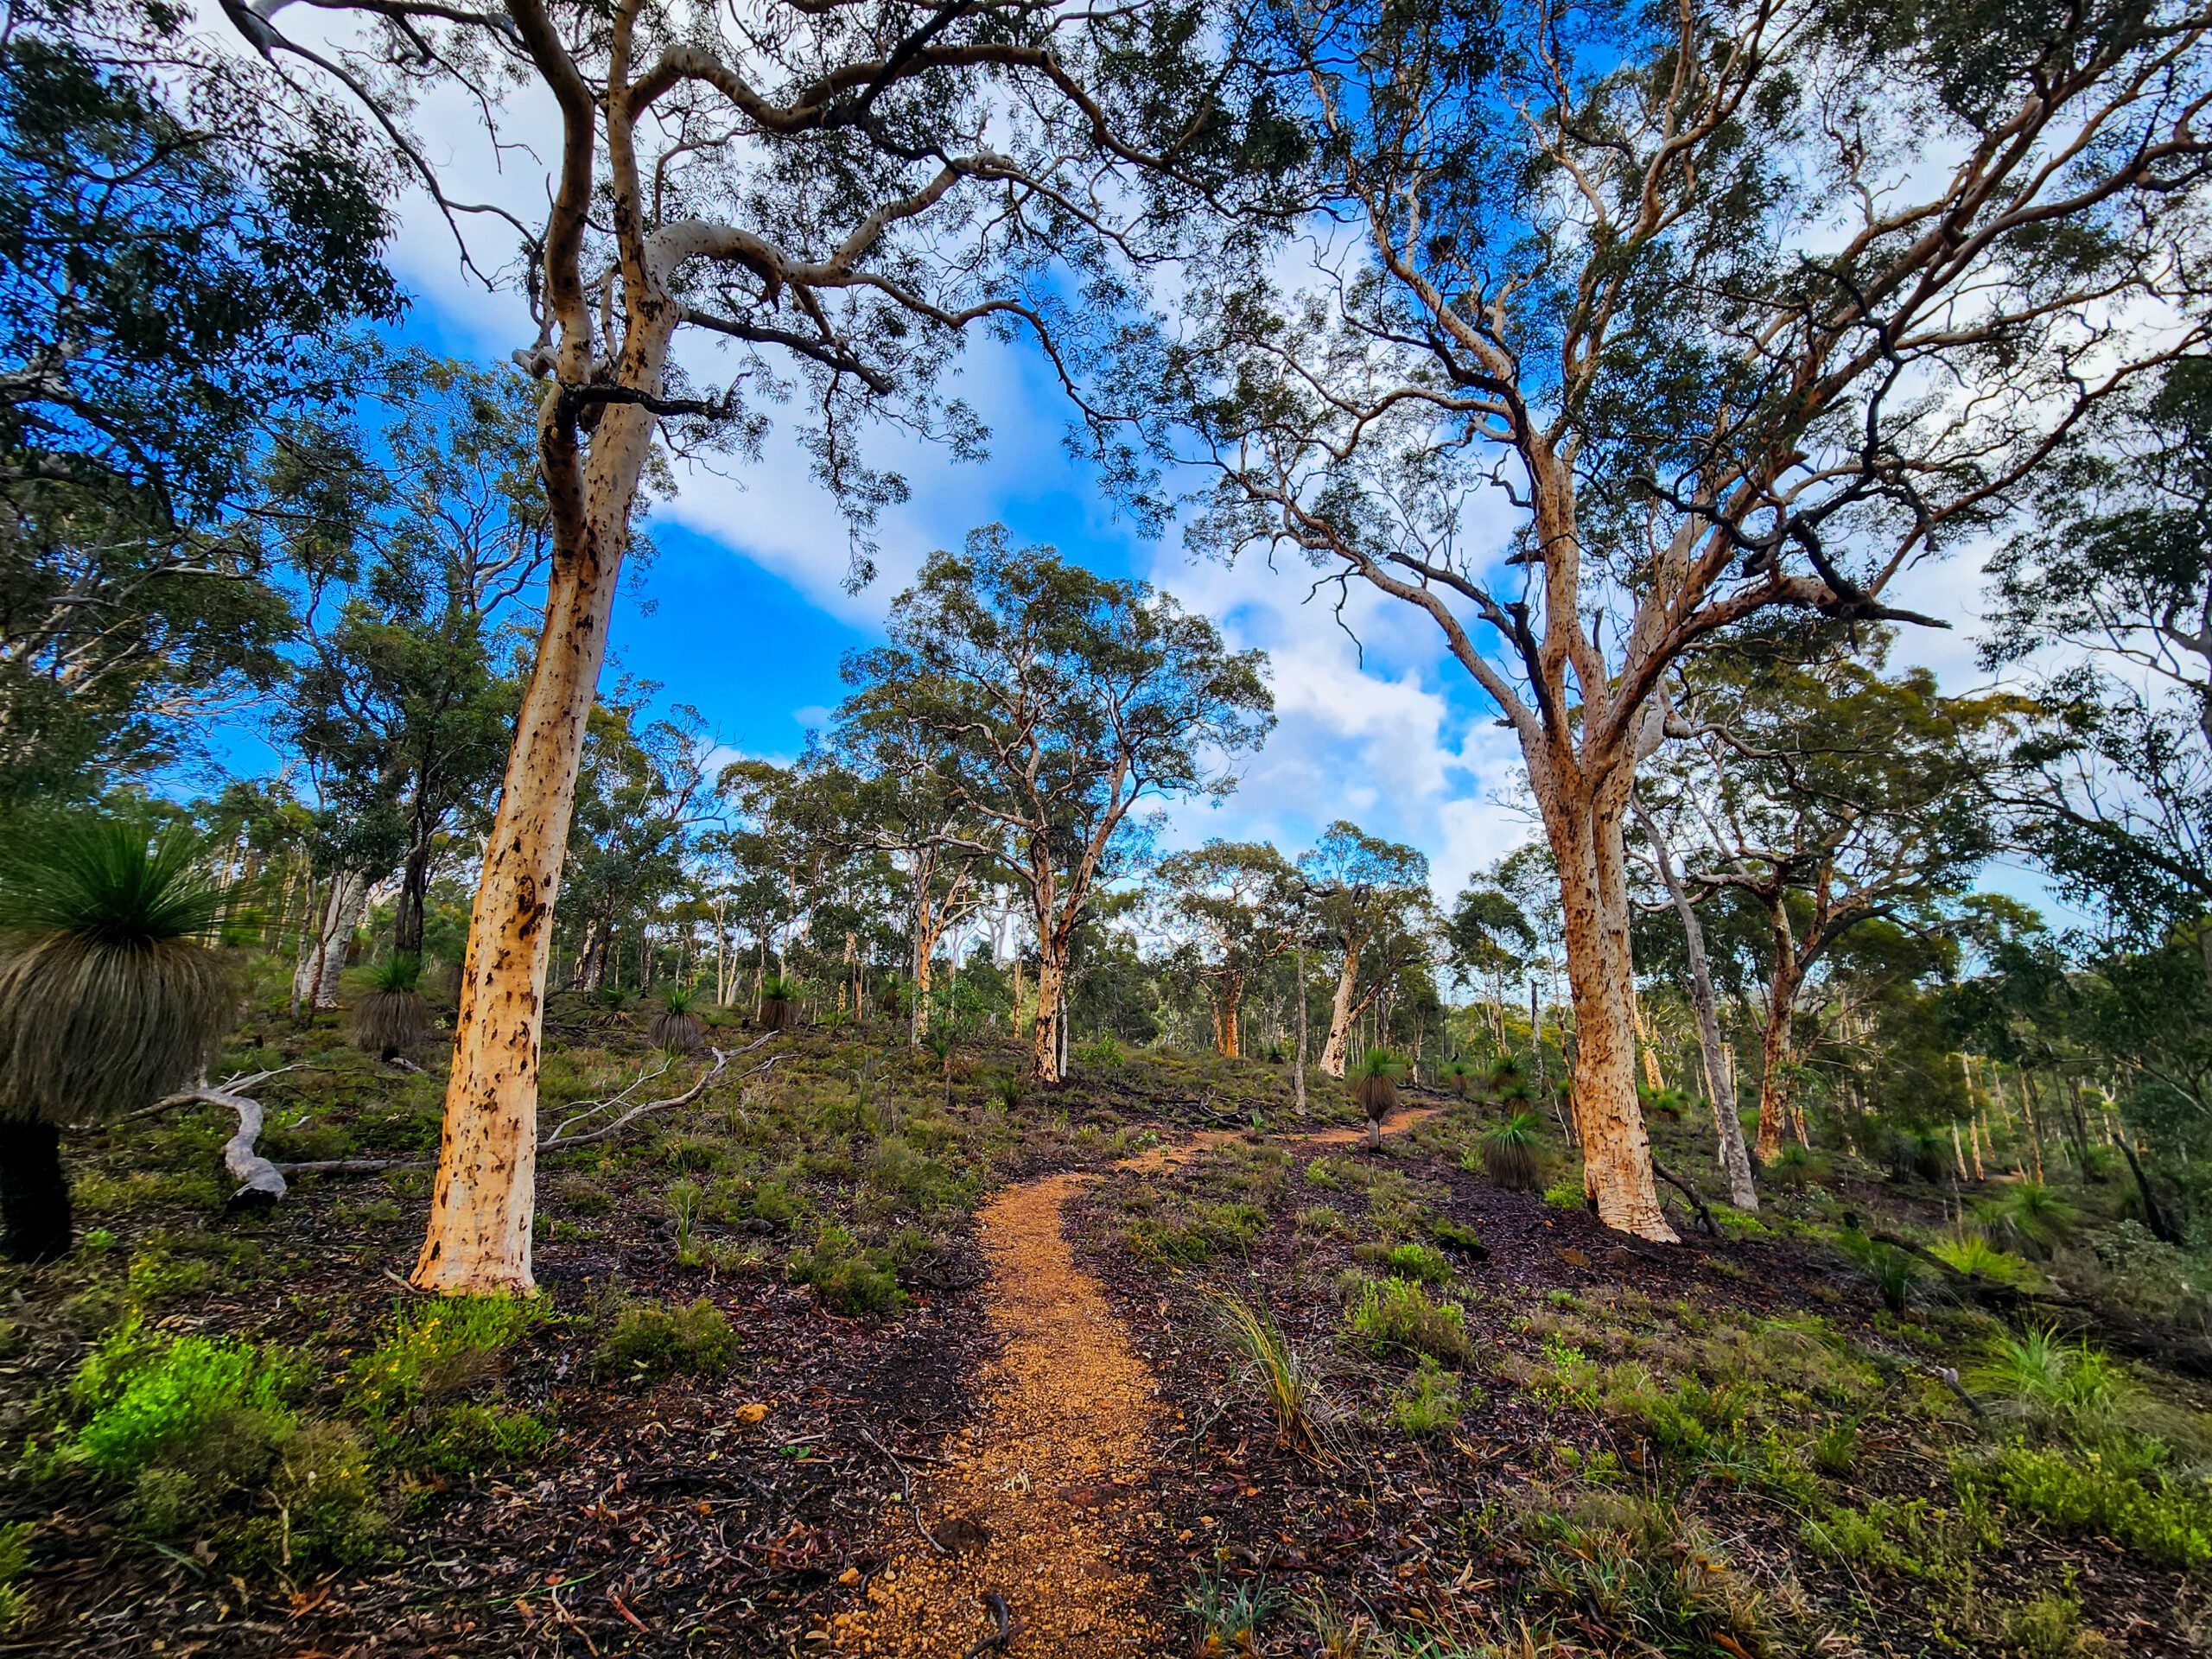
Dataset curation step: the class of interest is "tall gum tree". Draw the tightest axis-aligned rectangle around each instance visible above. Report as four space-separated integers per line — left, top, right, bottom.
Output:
221 0 1287 1290
1154 0 2212 1239
1641 643 2006 1162
839 529 1273 1082
1155 840 1300 1058
1297 821 1431 1077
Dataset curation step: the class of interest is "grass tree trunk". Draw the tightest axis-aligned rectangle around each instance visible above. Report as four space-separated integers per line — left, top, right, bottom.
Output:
411 349 671 1294
1319 940 1362 1077
0 1120 69 1262
1545 772 1676 1243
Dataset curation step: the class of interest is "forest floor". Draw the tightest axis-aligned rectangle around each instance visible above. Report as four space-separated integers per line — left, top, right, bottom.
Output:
4 1004 2212 1657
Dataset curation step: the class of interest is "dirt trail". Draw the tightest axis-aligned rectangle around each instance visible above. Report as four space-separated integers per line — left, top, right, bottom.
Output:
835 1104 1446 1656
836 1173 1164 1656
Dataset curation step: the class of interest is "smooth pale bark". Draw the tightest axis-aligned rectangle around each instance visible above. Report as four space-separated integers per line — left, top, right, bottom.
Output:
1636 799 1757 1209
293 868 369 1017
411 343 672 1294
1542 768 1676 1242
1292 944 1308 1114
1319 940 1362 1077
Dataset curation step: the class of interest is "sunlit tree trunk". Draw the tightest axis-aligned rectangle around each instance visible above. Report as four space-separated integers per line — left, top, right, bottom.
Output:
1033 949 1065 1081
1540 764 1676 1242
1319 939 1362 1077
1754 904 1803 1163
412 326 674 1294
1216 973 1245 1058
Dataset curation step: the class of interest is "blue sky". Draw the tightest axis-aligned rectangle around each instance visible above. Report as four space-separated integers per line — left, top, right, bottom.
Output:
293 167 2082 927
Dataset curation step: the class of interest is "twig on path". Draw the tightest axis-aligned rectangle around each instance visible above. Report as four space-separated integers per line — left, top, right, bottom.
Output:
961 1592 1014 1659
860 1427 948 1557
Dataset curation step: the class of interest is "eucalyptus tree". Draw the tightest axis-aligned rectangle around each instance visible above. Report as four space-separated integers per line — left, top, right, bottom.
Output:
1160 0 2212 1238
1297 822 1433 1077
1643 643 2006 1161
842 528 1273 1081
221 0 1287 1292
279 359 546 965
1444 884 1535 1053
1983 358 2212 984
1154 839 1300 1058
0 0 398 809
823 712 1003 1044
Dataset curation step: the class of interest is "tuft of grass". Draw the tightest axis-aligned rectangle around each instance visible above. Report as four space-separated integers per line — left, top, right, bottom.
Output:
1838 1230 1922 1314
1346 1276 1471 1367
1215 1294 1336 1457
1184 1573 1279 1655
1932 1231 2033 1284
1390 1357 1466 1437
593 1298 738 1383
1974 1326 2132 1434
346 1294 541 1424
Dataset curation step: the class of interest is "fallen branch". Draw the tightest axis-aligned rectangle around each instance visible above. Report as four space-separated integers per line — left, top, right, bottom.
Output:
130 1064 301 1122
1870 1228 2212 1381
230 1046 766 1188
1649 1158 1719 1237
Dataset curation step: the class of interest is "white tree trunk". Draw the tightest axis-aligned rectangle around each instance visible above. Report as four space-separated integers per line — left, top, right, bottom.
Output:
1319 938 1362 1077
293 868 370 1017
411 344 671 1294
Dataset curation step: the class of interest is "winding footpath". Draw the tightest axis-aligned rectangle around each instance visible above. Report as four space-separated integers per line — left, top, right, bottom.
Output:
831 1105 1442 1657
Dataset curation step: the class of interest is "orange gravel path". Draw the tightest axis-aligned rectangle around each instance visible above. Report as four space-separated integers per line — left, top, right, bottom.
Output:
835 1173 1165 1656
833 1103 1446 1656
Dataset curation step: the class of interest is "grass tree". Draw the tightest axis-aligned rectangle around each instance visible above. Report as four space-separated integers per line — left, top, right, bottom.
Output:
348 953 431 1060
649 985 705 1055
839 531 1273 1082
226 0 1285 1293
0 816 235 1261
1351 1046 1406 1150
1162 0 2212 1240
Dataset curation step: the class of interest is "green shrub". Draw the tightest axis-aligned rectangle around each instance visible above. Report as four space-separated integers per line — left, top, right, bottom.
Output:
594 1299 739 1382
1294 1205 1350 1236
1346 1277 1471 1366
1977 1445 2212 1569
1390 1358 1466 1437
410 1402 553 1477
1542 1175 1586 1210
1377 1242 1453 1284
1076 1035 1127 1067
0 1521 29 1630
71 1317 297 1479
1425 1216 1488 1258
788 1226 908 1316
347 1295 540 1421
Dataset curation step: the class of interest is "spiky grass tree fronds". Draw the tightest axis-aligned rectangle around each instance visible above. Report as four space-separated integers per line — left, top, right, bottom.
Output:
1975 1179 2080 1261
758 974 798 1031
348 954 431 1059
1351 1048 1406 1148
1440 1059 1474 1099
1487 1052 1523 1090
0 814 236 1262
1480 1109 1546 1192
649 985 705 1054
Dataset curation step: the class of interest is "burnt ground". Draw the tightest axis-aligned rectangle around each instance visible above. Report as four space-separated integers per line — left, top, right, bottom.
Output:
2 1020 2208 1656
